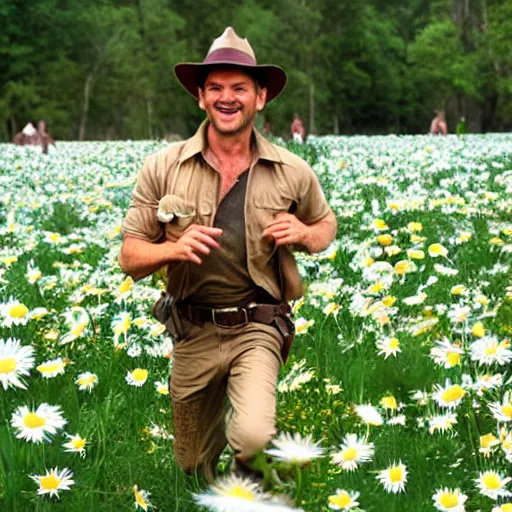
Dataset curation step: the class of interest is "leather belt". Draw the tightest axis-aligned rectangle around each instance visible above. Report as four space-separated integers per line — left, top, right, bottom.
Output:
177 301 290 328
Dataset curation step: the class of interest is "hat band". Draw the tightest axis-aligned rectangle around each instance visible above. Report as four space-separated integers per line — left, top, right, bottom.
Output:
204 48 256 66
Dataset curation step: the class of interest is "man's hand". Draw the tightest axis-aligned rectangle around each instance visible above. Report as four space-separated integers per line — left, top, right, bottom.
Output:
172 224 223 264
263 210 337 254
263 213 308 248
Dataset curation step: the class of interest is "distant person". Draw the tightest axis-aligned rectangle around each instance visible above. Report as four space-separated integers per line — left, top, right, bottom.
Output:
37 120 55 154
456 117 467 135
262 119 272 136
429 110 447 135
13 122 39 146
290 113 306 143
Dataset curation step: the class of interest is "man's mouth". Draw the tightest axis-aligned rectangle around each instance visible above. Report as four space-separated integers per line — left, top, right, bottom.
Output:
216 105 241 116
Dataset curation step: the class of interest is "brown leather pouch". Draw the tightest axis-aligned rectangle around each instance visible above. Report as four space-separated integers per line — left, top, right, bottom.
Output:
272 312 295 364
151 292 185 339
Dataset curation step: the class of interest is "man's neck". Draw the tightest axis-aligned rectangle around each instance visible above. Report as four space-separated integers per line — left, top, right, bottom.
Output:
206 123 253 162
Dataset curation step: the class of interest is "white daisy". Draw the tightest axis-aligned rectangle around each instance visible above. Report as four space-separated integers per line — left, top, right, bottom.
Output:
0 297 31 327
432 380 467 409
11 403 67 443
489 393 512 423
470 336 512 366
134 485 153 511
475 470 512 500
265 432 324 466
354 404 384 426
63 433 87 457
36 357 66 378
492 504 512 512
376 336 401 359
126 368 148 387
428 413 458 434
479 433 500 457
328 489 360 510
430 338 463 368
112 312 132 345
31 467 74 498
295 317 314 335
330 434 374 471
75 372 98 392
0 337 35 390
432 487 468 511
376 461 407 493
155 380 169 395
193 474 302 511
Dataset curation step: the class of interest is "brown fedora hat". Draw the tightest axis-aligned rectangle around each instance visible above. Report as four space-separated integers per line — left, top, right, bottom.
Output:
174 27 287 103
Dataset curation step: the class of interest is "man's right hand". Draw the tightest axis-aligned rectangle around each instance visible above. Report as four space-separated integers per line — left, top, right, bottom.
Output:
170 224 223 264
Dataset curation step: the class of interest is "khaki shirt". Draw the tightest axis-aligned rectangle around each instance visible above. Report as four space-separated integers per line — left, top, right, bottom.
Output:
122 120 331 301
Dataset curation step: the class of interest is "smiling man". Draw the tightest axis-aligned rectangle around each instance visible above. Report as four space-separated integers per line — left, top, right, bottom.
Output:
119 27 336 483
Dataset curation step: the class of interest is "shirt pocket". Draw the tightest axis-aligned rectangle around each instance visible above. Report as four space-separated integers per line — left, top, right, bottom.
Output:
253 192 295 237
164 204 213 242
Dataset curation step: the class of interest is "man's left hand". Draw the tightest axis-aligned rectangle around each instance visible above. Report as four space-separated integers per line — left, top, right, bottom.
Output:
263 212 309 248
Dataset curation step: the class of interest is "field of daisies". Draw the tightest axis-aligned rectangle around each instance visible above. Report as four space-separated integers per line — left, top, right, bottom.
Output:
0 133 511 512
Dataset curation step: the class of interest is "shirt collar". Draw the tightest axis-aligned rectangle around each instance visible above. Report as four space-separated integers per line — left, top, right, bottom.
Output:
178 119 282 165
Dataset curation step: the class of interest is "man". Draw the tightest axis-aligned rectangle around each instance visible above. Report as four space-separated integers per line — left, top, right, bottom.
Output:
119 27 336 482
290 113 306 143
429 110 447 135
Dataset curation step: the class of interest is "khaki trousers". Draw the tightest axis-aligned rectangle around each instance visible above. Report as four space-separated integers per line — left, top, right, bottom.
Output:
169 320 282 478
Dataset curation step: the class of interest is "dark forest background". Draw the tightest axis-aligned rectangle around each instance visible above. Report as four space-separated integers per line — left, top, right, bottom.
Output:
1 0 512 141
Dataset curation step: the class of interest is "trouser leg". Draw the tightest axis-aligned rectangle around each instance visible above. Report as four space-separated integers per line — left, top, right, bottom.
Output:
225 323 282 462
170 323 227 482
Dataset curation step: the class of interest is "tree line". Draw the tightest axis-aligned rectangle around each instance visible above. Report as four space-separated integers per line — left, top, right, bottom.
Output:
1 0 511 142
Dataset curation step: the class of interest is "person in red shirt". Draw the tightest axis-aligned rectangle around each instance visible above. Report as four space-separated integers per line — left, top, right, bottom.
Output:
430 110 447 135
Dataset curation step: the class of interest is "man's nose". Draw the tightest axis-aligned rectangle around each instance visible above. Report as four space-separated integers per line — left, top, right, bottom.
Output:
219 89 236 102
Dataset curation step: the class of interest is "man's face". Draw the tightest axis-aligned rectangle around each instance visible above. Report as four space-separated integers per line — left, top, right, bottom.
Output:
198 68 267 136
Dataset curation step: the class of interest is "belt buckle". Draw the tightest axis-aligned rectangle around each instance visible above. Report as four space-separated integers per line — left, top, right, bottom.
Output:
212 306 247 328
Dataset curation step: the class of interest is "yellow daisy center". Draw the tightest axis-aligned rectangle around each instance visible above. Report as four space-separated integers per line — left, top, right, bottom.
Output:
381 396 397 409
24 412 46 428
223 486 255 501
502 405 512 418
72 322 88 336
480 433 498 448
73 439 86 450
79 375 96 386
342 447 358 461
439 492 459 507
38 362 63 374
329 492 352 507
485 345 498 356
40 474 60 490
446 352 461 366
442 385 465 403
389 338 400 349
0 357 17 374
482 473 502 489
501 504 512 512
135 491 147 507
132 369 148 382
389 466 403 482
119 277 133 294
9 304 29 318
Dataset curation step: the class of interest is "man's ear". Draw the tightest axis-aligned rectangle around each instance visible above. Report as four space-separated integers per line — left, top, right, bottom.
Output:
198 88 206 111
256 87 267 112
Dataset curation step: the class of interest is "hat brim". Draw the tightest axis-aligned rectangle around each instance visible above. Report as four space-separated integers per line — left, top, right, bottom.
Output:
174 62 287 103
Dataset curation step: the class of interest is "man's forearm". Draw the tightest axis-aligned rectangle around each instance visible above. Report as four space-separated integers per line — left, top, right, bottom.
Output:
302 211 337 253
119 237 176 281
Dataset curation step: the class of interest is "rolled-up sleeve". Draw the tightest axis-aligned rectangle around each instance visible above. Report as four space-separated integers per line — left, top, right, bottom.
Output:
121 154 164 242
295 166 331 224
